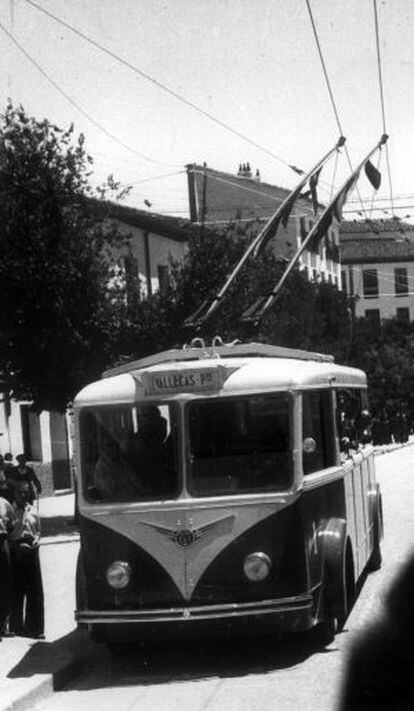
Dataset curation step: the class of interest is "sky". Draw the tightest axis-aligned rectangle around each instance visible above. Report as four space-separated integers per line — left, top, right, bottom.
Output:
1 0 414 223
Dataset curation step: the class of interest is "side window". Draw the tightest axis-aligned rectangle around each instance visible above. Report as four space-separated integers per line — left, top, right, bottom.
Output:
363 269 379 298
302 390 336 475
336 388 371 454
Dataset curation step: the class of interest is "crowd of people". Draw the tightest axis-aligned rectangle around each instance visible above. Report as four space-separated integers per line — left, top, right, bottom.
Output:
0 453 44 641
371 407 411 446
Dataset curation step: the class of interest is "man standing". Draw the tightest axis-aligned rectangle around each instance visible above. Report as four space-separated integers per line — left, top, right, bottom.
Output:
0 494 14 638
10 454 42 504
9 481 45 639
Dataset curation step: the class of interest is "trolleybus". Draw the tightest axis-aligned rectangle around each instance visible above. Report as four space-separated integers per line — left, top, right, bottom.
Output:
74 340 383 648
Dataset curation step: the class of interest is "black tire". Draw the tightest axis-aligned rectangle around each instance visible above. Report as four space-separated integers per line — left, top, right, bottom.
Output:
75 554 88 630
318 541 355 643
336 545 355 631
367 517 382 571
312 618 336 648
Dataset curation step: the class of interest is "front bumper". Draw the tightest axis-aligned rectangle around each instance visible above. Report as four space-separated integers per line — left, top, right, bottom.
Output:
76 590 319 640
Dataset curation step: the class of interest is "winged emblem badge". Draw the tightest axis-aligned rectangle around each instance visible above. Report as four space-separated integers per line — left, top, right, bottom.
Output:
143 515 234 548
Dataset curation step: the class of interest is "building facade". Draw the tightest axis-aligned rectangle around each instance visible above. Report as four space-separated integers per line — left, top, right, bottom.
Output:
92 200 191 301
186 162 342 287
340 219 414 325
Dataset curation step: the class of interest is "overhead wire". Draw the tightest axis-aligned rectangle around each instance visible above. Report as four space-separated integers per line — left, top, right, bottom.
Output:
23 0 303 175
305 0 367 216
0 21 180 168
373 0 394 213
119 170 186 188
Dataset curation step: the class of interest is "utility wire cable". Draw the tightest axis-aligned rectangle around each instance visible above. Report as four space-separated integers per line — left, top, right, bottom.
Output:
305 0 367 216
119 169 186 188
0 22 179 168
23 0 304 174
373 0 394 213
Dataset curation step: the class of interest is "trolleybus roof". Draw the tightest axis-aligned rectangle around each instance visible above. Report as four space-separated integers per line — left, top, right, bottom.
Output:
102 342 334 379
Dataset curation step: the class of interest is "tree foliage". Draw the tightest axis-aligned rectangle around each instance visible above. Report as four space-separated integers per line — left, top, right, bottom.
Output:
349 318 414 418
114 226 354 367
0 103 125 411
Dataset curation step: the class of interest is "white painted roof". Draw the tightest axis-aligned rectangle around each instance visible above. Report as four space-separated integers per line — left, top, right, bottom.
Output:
74 356 366 407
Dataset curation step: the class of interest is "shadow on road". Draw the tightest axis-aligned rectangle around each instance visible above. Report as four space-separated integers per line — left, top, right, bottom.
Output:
52 627 339 692
7 629 87 690
6 620 342 692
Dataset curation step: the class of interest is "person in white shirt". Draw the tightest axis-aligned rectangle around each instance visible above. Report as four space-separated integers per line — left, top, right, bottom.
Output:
9 481 44 639
0 495 14 638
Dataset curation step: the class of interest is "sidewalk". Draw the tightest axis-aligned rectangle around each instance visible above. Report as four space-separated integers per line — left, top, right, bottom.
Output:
0 492 83 711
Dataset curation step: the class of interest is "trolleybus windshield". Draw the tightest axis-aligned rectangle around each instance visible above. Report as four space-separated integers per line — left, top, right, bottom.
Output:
187 393 292 496
80 403 179 503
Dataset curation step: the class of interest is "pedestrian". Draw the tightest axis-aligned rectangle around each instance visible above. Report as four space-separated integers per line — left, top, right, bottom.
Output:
0 494 14 638
9 481 45 639
3 452 14 475
0 455 13 503
10 454 42 504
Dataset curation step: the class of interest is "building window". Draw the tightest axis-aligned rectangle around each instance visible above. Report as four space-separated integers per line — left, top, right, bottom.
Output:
349 267 354 296
365 309 381 328
157 264 169 293
341 270 347 294
396 307 410 323
20 405 42 461
394 267 408 296
124 255 140 307
300 217 307 242
362 269 379 298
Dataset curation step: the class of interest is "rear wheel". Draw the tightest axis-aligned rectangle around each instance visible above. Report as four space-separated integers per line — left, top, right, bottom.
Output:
316 542 355 646
367 500 383 572
337 544 355 631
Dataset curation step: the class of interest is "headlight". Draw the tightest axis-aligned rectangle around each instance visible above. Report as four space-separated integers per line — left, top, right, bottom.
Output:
106 561 131 589
243 552 272 582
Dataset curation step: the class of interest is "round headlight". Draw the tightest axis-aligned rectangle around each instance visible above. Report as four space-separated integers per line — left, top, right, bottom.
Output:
243 552 272 582
106 561 131 589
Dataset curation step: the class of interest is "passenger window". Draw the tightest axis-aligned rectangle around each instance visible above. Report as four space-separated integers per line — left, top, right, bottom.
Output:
302 390 336 474
336 388 372 454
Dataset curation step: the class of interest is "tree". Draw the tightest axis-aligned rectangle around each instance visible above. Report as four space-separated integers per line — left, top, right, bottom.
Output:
0 103 125 411
113 226 354 365
349 317 414 420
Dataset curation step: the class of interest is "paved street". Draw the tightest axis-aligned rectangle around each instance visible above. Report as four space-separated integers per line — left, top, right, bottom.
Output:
18 445 414 711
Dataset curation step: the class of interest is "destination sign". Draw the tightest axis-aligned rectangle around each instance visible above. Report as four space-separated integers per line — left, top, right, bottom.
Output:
142 367 223 395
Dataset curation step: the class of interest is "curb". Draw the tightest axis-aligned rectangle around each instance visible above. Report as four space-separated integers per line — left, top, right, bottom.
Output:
1 653 81 711
373 439 414 457
41 534 80 547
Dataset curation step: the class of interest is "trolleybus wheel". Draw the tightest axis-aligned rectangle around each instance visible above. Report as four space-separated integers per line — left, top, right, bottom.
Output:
367 499 383 572
315 540 355 646
312 618 337 647
336 543 355 632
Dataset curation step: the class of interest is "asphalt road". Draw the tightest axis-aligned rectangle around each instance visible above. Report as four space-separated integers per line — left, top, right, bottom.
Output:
31 446 414 711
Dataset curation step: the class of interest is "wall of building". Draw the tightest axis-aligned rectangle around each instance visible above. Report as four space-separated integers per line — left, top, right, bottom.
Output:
108 220 187 299
187 164 341 286
342 261 414 320
0 399 73 496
